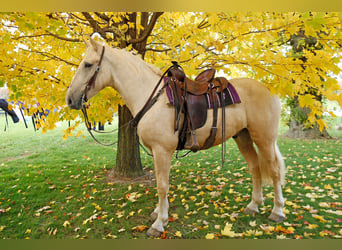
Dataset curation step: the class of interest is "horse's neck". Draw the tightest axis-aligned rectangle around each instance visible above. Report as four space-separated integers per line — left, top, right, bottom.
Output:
107 49 161 117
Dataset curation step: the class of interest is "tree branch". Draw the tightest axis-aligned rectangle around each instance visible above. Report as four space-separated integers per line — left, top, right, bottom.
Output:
129 12 163 44
94 12 111 22
14 32 81 42
20 47 79 67
81 12 107 39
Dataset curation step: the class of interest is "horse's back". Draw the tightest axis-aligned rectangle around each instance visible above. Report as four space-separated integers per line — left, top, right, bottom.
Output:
230 78 280 114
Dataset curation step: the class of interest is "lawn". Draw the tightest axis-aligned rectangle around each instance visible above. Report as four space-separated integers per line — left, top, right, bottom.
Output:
0 115 341 239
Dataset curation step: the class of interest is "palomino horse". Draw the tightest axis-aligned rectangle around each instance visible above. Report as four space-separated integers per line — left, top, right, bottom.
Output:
66 38 286 237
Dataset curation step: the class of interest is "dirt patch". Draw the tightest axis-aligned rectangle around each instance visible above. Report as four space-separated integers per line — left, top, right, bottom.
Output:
2 151 32 163
106 169 156 186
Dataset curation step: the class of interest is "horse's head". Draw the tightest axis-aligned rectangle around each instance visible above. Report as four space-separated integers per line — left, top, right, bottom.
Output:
66 38 111 110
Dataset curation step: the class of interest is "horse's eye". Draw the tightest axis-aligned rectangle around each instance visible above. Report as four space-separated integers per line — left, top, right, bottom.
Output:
85 63 92 68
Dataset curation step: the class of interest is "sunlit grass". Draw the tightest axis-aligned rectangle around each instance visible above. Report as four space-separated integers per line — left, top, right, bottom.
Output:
0 116 341 239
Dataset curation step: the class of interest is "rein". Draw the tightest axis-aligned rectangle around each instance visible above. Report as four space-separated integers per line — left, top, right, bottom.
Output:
81 45 118 146
130 61 181 128
81 105 118 146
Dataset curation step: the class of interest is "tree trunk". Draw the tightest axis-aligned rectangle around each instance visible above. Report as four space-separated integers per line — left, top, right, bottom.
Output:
284 118 330 139
284 30 330 139
107 12 162 179
112 104 144 178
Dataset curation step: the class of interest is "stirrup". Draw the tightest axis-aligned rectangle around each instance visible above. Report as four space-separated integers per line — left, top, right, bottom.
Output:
184 130 200 152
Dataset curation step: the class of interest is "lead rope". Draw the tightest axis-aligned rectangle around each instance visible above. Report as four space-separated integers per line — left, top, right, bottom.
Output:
81 105 119 146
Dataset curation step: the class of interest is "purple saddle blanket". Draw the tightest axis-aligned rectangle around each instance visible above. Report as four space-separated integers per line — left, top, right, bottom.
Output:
165 79 241 108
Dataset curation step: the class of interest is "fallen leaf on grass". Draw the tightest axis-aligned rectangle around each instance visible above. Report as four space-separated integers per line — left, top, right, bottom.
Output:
160 231 168 239
63 221 70 228
127 211 135 218
175 231 182 237
132 225 148 232
36 206 51 213
245 229 263 237
91 203 102 211
305 222 319 229
221 222 240 237
312 215 327 223
260 225 275 235
325 210 342 216
205 233 215 239
249 220 257 227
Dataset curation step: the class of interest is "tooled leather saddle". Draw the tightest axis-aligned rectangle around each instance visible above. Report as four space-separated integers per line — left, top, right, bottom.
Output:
165 62 241 152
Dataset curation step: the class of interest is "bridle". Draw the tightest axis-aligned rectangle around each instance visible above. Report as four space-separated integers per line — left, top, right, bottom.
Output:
82 45 106 103
80 45 118 146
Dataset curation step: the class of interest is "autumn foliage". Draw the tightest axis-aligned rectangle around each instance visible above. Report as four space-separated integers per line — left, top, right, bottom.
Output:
0 12 341 134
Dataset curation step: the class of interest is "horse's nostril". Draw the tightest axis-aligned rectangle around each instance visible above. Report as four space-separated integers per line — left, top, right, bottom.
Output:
67 97 73 107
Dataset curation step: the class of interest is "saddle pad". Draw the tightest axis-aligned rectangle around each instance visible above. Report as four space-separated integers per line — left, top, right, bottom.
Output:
165 78 241 108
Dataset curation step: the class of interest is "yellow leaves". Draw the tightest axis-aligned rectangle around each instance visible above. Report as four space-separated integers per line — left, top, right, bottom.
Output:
119 24 128 33
259 225 275 235
63 221 71 228
249 220 257 227
205 233 215 239
127 211 135 218
313 215 327 223
305 223 319 230
0 226 5 232
316 119 328 132
175 231 182 238
221 222 240 238
125 192 142 202
116 211 124 219
92 203 102 211
245 229 263 237
298 94 316 108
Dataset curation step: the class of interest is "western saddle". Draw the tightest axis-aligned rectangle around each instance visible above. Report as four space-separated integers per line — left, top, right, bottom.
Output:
167 62 231 152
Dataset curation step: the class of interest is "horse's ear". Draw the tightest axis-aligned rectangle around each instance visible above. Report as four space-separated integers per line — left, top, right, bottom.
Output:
89 37 99 52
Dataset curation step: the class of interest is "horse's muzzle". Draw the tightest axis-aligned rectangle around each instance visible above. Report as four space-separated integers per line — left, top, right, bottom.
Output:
66 94 83 110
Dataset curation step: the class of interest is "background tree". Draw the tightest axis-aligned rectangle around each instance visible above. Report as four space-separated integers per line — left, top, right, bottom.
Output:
284 29 330 138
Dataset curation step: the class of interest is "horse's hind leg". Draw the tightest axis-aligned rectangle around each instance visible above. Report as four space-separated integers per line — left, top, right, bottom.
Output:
234 129 263 214
146 146 172 237
255 140 286 222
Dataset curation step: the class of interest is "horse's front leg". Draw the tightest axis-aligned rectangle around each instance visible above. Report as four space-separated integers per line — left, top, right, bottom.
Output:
146 147 172 237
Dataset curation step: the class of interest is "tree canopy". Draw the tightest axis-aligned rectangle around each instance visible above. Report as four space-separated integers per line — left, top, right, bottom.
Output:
1 12 341 135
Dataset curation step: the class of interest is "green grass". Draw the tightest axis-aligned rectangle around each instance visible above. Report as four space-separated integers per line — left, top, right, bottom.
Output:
0 115 341 239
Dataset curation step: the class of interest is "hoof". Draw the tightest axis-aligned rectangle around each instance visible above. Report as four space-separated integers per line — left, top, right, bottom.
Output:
146 227 163 238
150 212 158 220
268 213 285 222
244 206 259 215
